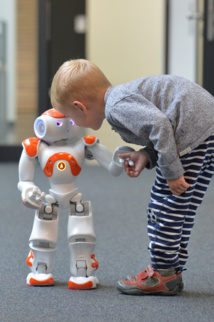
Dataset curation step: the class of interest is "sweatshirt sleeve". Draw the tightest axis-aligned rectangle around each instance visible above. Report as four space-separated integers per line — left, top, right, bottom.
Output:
140 146 157 170
107 94 184 179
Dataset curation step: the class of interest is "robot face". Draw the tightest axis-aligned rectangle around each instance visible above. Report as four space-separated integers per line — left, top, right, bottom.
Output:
34 109 79 143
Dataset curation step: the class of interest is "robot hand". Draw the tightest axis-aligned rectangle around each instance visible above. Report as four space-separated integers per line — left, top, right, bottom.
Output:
113 146 135 167
22 186 46 209
108 146 135 176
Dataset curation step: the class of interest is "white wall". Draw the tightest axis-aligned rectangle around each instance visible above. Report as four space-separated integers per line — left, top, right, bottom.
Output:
86 0 165 85
0 0 16 122
86 0 165 151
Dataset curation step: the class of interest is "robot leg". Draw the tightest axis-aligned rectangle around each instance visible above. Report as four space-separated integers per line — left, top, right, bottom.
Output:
67 196 99 289
26 203 59 286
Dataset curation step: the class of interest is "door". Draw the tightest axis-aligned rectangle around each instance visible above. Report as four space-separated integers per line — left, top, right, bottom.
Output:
38 0 86 114
166 0 203 83
167 0 214 94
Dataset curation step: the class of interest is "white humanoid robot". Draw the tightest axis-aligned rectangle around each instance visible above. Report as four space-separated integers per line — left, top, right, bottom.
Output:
18 108 133 289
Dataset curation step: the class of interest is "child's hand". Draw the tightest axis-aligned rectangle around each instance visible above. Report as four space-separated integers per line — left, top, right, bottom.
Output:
118 150 149 177
166 176 190 195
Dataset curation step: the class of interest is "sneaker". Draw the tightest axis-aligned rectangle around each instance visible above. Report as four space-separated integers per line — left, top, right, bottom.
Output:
117 265 181 295
68 276 99 290
26 273 54 286
126 269 184 292
176 272 184 292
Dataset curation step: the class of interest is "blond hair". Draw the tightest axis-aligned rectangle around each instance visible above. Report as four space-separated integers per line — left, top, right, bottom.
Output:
50 59 111 108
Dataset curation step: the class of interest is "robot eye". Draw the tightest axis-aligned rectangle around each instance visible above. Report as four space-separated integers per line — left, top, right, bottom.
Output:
56 120 63 126
70 119 75 125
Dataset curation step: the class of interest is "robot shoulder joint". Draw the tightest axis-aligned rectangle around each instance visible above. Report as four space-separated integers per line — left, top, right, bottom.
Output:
82 136 99 160
82 136 99 147
22 137 40 158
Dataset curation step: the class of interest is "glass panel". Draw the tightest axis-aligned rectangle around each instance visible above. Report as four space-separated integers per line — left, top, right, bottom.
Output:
0 21 6 140
0 0 37 145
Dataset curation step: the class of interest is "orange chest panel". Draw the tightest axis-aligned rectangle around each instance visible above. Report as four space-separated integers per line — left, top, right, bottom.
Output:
43 153 81 177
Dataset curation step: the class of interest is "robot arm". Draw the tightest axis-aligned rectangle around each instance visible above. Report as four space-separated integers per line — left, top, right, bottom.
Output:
87 143 123 176
112 146 135 167
83 136 134 176
18 143 45 209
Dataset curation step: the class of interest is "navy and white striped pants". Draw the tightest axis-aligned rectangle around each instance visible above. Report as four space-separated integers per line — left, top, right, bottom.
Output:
147 135 214 272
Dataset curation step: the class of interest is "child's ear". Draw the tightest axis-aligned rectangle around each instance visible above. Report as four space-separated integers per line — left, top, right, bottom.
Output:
73 101 87 113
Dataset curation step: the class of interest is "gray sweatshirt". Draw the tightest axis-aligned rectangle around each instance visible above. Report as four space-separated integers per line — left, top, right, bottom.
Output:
104 75 214 179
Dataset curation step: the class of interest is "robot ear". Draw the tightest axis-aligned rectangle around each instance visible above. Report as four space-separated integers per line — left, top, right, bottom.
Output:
34 117 47 138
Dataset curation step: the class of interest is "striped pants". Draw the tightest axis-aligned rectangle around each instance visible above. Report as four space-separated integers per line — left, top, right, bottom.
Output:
147 135 214 272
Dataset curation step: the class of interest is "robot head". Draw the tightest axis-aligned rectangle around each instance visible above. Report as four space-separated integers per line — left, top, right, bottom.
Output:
34 109 79 143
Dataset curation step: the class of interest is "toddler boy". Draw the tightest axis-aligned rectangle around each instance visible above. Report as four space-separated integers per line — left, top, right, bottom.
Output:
51 59 214 295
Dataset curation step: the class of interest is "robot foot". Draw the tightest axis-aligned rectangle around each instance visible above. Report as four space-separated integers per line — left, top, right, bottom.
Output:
68 276 99 290
26 272 54 287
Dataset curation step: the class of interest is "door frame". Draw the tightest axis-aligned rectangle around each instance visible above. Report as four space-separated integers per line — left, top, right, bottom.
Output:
203 0 214 95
